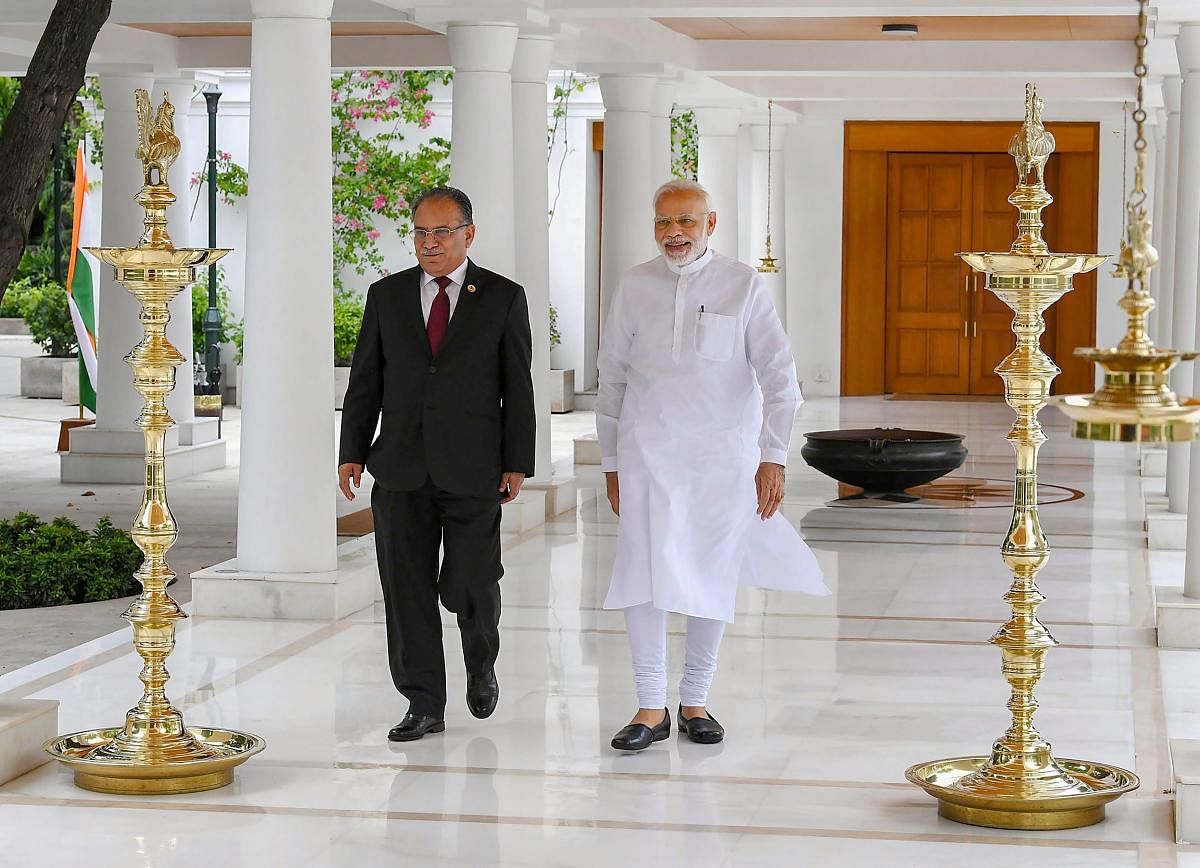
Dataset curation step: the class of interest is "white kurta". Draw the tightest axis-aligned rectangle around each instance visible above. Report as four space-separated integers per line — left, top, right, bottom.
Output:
597 248 829 623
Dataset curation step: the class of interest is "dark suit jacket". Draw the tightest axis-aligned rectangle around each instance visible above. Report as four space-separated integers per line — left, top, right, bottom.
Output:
338 259 536 498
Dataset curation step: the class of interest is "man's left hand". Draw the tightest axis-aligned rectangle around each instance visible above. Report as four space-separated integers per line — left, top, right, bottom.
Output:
755 462 785 520
499 471 526 504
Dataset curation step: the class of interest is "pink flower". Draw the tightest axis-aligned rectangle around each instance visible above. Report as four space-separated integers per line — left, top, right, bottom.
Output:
372 194 387 210
342 118 356 130
419 109 433 129
334 214 346 225
374 109 385 121
349 218 361 230
385 95 399 109
367 228 380 241
331 90 339 103
354 159 367 174
378 79 391 90
415 88 429 98
350 106 363 118
395 197 409 210
189 172 201 188
220 151 231 161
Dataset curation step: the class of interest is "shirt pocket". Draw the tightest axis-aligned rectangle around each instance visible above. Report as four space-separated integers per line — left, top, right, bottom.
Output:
694 312 737 362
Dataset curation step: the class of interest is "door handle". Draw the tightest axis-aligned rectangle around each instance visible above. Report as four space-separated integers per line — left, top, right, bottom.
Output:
972 321 977 338
964 321 969 338
964 274 971 293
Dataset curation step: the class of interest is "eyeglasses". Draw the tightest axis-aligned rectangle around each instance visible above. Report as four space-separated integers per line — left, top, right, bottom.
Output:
412 224 470 241
654 212 709 231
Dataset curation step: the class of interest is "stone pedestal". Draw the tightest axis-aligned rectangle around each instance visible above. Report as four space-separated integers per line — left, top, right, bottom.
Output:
20 356 72 399
550 368 575 413
574 432 600 465
192 533 376 621
0 700 58 785
62 426 226 483
1148 505 1187 550
500 488 548 533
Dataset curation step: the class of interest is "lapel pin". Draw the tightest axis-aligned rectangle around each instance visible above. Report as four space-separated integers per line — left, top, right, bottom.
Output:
466 284 477 294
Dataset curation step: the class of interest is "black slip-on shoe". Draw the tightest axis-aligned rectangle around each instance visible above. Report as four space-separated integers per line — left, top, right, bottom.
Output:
611 708 671 751
677 705 725 744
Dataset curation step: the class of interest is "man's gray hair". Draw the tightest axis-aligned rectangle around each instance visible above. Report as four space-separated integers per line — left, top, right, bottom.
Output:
652 179 713 213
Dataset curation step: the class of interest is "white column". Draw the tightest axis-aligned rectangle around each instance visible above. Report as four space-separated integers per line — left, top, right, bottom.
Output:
91 74 156 442
1158 80 1181 353
748 118 789 321
591 74 655 389
693 106 742 259
236 0 336 573
448 22 518 277
1168 28 1200 516
154 77 197 432
649 78 675 189
1178 24 1200 596
511 34 553 484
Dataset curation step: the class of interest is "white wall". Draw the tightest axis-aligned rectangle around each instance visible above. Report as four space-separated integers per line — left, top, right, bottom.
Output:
548 80 603 385
784 117 844 397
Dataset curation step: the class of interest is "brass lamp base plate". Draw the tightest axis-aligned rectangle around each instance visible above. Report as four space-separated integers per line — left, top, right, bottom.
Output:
44 726 265 795
1055 394 1200 443
905 756 1139 830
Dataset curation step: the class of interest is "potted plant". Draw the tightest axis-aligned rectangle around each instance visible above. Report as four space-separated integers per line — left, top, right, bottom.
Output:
333 290 364 409
548 303 574 413
15 277 78 399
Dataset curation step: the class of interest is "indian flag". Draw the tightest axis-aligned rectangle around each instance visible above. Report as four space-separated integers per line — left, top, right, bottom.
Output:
66 140 98 413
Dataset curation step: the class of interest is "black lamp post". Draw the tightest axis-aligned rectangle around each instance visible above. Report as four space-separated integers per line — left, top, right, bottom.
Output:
202 86 223 397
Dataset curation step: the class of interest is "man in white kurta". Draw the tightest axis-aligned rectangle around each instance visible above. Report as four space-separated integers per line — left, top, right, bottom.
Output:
598 179 827 751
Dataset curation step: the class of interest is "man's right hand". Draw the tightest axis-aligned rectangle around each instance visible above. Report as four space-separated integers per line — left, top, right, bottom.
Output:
605 471 619 516
338 463 364 501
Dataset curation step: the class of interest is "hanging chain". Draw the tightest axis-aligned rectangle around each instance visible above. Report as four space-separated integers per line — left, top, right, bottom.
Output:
765 100 773 240
1132 0 1148 198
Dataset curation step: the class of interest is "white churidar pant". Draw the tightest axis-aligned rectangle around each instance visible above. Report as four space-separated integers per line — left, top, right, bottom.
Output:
624 602 727 709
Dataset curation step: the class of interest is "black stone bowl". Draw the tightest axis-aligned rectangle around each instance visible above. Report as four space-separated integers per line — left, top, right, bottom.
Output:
801 428 967 494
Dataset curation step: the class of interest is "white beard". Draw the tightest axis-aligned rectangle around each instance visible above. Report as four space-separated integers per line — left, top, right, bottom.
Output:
658 231 709 267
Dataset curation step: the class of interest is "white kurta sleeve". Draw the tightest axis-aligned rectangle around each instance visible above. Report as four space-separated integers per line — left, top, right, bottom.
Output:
596 281 635 472
745 276 802 467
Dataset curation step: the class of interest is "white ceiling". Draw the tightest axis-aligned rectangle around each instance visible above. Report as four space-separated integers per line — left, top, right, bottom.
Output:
0 0 1181 121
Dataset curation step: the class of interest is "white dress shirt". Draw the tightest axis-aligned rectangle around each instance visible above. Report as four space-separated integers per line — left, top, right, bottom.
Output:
419 258 469 325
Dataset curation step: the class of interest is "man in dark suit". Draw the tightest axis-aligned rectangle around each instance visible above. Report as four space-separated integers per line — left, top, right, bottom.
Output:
338 186 535 742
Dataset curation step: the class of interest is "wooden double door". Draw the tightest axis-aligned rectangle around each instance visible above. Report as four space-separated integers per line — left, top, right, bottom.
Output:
885 152 1060 396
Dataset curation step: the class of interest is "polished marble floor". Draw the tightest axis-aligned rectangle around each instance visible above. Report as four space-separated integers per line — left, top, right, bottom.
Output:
0 397 1194 866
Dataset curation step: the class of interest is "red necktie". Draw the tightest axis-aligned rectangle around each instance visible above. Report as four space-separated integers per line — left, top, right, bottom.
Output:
427 275 451 355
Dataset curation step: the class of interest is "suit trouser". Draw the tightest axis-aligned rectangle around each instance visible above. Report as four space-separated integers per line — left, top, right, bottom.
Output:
371 478 503 718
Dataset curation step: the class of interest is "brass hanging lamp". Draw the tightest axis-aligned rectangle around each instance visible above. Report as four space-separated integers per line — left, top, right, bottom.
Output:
757 100 780 274
1057 0 1200 442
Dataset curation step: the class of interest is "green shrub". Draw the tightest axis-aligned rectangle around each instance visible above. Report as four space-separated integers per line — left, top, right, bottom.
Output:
15 278 76 357
0 276 34 318
15 243 57 286
333 291 365 366
0 513 143 610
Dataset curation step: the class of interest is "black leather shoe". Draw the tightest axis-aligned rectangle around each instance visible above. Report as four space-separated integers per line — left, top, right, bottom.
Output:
677 705 724 744
467 669 499 719
388 712 446 742
610 708 670 751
